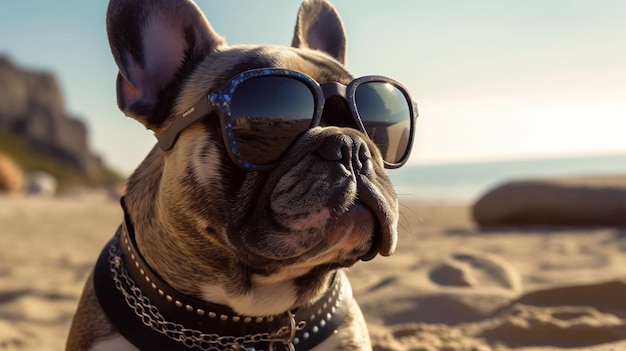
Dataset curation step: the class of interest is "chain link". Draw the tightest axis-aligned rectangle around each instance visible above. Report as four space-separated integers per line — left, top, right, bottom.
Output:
107 235 302 351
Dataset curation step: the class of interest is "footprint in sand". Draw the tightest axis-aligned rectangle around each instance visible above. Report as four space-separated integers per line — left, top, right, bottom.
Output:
478 303 626 348
0 320 34 349
428 250 523 293
359 250 524 326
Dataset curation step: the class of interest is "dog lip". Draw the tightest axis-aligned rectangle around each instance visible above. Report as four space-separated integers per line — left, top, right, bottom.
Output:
356 182 398 259
353 202 384 262
241 179 397 267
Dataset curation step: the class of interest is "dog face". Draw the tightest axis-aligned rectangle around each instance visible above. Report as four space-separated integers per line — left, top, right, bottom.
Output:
108 0 402 314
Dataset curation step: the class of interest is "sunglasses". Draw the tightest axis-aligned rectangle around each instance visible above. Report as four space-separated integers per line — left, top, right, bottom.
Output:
158 68 417 171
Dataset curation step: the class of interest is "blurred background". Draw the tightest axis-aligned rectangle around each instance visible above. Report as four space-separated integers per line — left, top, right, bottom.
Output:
1 3 626 350
0 0 625 200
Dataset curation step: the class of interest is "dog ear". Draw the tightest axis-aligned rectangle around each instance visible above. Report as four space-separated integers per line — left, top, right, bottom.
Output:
106 0 225 129
292 0 347 65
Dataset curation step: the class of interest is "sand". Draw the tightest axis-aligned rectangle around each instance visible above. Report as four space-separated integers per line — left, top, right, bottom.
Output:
1 192 626 350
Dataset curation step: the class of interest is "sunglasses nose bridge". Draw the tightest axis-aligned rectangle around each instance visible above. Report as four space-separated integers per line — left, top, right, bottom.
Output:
320 82 350 117
320 82 349 107
319 82 361 130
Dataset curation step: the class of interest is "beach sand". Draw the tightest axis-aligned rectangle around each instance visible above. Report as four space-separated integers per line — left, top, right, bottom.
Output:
1 193 626 350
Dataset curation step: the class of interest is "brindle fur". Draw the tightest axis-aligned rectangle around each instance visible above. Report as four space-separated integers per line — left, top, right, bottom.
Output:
66 0 399 350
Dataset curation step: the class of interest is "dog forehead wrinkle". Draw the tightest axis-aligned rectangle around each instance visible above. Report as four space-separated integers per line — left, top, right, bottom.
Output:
291 48 352 82
173 46 276 116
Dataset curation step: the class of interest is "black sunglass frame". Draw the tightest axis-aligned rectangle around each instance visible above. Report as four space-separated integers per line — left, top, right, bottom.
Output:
158 68 418 171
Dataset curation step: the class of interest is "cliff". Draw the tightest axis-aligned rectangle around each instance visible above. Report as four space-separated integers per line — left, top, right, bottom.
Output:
0 56 120 186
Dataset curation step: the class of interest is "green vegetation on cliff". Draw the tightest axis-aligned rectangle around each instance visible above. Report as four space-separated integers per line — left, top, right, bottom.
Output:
0 129 123 189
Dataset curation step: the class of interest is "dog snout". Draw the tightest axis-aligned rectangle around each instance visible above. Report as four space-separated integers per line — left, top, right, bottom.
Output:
317 133 372 173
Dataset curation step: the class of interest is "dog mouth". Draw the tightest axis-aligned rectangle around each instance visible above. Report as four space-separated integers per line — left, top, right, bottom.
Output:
245 193 397 269
240 155 399 271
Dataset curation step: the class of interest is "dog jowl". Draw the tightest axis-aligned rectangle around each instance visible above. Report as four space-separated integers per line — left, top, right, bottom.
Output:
66 0 417 350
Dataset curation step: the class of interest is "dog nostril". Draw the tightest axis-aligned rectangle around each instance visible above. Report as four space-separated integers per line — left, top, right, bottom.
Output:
317 134 372 172
318 134 351 162
359 144 372 161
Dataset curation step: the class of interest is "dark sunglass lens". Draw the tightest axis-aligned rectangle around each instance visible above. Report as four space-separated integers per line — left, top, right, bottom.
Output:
230 76 315 165
355 82 412 164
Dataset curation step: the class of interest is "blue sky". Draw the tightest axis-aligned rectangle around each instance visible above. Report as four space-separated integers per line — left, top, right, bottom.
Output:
1 1 625 175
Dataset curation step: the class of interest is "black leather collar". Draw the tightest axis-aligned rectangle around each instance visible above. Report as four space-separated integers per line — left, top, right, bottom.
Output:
93 199 350 350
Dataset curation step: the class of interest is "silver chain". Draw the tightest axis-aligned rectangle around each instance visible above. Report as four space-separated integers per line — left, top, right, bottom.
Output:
107 235 304 351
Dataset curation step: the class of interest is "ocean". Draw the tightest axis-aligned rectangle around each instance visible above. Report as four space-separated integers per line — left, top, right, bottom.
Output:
388 153 626 202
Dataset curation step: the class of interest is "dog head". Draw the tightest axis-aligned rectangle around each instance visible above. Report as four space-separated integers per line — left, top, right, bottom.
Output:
107 0 409 315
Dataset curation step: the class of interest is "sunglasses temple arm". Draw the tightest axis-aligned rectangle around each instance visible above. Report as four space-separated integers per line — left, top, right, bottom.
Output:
158 97 212 151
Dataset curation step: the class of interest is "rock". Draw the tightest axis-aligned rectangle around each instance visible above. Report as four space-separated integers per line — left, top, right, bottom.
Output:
0 56 102 176
472 179 626 227
0 153 23 193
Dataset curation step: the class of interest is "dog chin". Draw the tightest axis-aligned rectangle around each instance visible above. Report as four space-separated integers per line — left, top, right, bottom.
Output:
325 202 377 254
244 203 378 271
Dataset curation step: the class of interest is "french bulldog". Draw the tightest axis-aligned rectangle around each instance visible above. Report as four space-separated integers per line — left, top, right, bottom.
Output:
66 0 416 350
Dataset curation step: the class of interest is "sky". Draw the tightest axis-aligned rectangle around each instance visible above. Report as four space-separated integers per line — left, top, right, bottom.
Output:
1 1 625 175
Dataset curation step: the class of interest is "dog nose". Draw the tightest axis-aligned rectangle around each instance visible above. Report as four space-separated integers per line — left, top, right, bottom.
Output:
318 133 372 172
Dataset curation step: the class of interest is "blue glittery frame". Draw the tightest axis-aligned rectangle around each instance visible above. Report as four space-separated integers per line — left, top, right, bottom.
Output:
157 68 418 171
208 69 325 170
